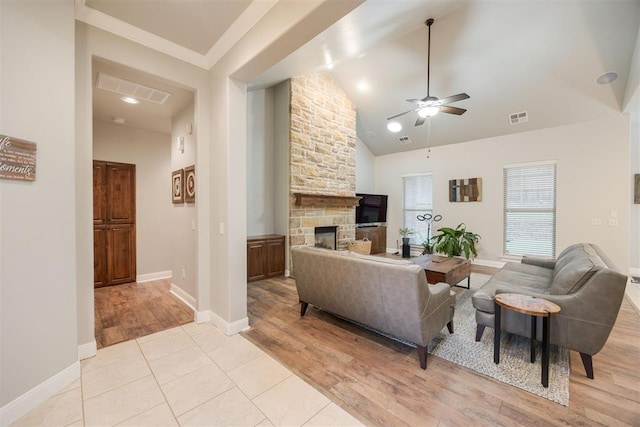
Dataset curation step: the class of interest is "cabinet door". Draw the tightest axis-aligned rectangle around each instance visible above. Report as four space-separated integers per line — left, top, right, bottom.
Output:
247 240 267 282
93 161 107 225
107 163 136 224
93 226 108 287
107 224 136 285
266 237 285 277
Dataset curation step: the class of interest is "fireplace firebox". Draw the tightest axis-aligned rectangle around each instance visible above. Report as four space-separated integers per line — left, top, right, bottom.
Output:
314 226 337 250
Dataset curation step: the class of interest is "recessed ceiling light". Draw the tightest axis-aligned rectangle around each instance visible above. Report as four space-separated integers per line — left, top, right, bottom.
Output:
595 71 619 85
357 80 369 92
121 96 139 104
387 121 402 133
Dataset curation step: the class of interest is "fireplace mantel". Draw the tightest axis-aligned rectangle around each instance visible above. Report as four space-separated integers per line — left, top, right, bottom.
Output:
293 193 361 208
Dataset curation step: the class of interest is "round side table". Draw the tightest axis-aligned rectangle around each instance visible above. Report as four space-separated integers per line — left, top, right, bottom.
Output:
494 293 561 388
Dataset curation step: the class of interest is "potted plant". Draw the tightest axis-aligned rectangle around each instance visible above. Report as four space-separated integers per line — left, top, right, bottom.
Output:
430 223 481 259
420 240 434 255
398 227 413 258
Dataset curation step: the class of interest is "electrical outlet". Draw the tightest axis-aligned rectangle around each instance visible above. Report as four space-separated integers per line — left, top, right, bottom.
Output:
608 218 618 226
181 269 186 279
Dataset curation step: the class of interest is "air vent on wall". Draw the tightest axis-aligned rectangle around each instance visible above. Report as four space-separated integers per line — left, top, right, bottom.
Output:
96 73 171 104
509 111 528 124
398 136 413 145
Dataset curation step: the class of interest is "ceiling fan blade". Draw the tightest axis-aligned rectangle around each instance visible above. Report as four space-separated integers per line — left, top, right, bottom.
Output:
387 109 416 120
415 116 426 126
434 93 470 106
439 105 467 115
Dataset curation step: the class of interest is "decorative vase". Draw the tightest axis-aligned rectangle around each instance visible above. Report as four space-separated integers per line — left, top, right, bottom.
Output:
402 237 411 258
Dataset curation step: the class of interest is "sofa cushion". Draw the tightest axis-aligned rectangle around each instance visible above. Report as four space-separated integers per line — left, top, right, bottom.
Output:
347 250 414 265
471 264 551 313
550 245 603 295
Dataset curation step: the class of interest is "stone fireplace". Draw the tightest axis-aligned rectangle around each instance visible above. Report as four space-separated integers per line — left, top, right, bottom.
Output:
288 73 357 256
314 226 337 250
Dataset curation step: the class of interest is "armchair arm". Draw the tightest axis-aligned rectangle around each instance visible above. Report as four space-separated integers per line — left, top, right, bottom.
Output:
521 255 555 270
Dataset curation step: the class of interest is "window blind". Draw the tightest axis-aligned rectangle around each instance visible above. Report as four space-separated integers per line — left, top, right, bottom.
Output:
503 163 556 257
403 174 433 245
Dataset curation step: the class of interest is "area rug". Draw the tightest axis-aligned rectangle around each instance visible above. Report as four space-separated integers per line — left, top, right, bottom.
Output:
427 274 570 406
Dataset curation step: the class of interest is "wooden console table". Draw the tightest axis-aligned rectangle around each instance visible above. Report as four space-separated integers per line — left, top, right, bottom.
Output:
355 226 387 254
494 293 561 388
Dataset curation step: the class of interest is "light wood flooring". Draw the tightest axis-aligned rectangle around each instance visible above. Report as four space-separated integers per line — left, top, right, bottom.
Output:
94 278 194 348
241 270 640 426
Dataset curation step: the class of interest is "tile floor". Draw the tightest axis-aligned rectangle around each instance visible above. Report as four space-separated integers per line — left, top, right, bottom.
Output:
12 322 364 427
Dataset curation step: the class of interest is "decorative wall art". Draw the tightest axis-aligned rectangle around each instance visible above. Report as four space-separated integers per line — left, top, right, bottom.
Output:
0 134 37 181
172 169 184 203
184 165 195 203
449 177 482 202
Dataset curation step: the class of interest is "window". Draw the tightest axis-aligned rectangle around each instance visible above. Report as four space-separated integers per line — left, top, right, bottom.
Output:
403 174 433 245
503 162 556 257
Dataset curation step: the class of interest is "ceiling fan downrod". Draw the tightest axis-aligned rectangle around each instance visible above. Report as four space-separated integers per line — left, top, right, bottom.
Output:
426 18 434 99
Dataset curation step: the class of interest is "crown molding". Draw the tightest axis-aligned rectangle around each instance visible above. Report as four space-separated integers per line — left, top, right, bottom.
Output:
204 0 279 69
75 0 207 69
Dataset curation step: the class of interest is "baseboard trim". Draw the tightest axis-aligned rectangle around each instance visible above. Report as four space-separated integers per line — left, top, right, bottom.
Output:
473 259 506 269
0 362 80 426
136 271 172 283
208 311 250 336
78 340 97 360
629 267 640 276
195 310 210 323
170 283 196 311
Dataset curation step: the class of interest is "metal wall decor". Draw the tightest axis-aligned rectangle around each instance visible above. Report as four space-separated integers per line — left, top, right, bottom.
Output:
184 165 195 203
172 169 184 203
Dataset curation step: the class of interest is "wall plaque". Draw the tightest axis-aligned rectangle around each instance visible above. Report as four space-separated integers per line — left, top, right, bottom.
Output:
449 177 482 202
0 135 37 181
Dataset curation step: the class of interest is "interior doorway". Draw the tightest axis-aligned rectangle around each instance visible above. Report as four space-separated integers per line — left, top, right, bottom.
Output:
91 56 197 347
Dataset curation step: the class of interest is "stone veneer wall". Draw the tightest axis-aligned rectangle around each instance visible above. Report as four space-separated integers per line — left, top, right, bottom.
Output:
289 74 357 251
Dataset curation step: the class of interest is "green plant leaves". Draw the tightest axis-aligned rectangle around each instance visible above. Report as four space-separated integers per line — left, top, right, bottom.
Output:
430 223 481 259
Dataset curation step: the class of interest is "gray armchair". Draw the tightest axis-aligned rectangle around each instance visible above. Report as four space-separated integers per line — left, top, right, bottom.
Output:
472 243 627 378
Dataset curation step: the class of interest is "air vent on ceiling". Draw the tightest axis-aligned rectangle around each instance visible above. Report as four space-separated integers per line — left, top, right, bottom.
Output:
398 136 413 145
96 73 171 104
509 111 528 124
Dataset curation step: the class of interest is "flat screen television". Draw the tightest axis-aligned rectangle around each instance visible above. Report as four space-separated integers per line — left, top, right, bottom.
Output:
355 193 388 224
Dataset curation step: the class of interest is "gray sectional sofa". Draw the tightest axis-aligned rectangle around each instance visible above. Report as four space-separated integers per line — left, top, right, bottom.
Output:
291 246 456 369
472 243 627 378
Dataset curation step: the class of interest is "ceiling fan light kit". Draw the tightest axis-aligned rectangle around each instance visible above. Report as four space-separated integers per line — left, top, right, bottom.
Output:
386 18 469 130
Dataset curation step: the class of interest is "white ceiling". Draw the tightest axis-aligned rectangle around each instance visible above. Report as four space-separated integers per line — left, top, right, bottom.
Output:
81 0 640 155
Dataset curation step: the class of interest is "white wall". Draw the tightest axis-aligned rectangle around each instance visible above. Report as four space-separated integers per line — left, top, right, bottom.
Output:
630 111 640 274
356 136 376 193
247 89 275 236
376 116 631 271
171 104 197 299
0 0 78 417
93 121 173 278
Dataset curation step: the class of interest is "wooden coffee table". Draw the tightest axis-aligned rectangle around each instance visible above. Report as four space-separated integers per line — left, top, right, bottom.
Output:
494 293 561 388
419 255 471 289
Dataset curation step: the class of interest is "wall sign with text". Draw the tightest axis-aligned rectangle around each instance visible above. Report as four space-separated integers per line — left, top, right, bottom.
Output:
0 135 37 181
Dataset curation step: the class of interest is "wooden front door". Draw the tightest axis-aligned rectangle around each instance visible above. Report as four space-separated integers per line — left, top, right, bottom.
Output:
93 161 136 287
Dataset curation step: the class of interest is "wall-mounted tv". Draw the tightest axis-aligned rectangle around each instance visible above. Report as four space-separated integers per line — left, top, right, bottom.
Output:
355 193 388 224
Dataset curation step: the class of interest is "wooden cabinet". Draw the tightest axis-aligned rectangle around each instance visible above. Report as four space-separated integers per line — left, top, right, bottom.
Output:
247 235 285 282
93 161 136 287
355 226 387 254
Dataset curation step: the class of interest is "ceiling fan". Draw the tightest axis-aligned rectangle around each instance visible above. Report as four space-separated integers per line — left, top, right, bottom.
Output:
387 18 470 129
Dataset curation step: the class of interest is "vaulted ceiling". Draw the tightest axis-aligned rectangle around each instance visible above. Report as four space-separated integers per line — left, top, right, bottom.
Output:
81 0 640 156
